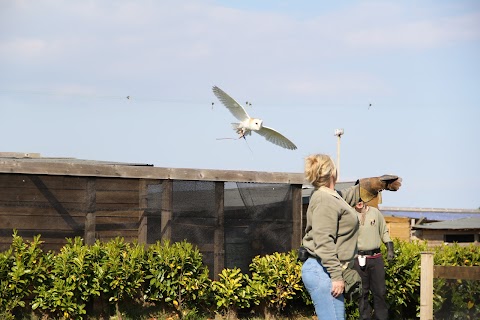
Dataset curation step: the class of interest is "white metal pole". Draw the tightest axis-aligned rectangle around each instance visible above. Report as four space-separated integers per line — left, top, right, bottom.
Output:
337 134 341 180
334 129 344 180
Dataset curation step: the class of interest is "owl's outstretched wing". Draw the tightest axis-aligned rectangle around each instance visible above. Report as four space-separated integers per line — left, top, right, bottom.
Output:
212 86 250 121
256 126 297 150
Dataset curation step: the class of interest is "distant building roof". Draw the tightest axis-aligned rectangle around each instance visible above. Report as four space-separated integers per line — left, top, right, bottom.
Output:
412 217 480 230
380 207 480 221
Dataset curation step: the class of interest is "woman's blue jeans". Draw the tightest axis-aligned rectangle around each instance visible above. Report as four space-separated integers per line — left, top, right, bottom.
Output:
302 257 345 320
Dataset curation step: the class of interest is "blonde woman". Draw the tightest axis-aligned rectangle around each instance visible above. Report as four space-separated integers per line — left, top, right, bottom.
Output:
301 154 401 320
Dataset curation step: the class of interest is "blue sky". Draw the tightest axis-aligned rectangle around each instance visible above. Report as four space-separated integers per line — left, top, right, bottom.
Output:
1 0 479 209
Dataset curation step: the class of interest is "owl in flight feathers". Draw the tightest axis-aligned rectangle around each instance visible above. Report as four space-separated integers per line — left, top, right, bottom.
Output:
212 86 297 150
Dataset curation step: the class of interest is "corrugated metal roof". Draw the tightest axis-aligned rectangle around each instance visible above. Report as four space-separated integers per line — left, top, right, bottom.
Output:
380 207 480 221
413 217 480 230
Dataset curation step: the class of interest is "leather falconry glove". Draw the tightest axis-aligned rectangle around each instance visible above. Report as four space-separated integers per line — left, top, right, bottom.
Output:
386 241 395 261
356 175 402 203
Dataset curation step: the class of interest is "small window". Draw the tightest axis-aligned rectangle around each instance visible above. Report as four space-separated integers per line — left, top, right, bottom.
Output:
444 234 475 243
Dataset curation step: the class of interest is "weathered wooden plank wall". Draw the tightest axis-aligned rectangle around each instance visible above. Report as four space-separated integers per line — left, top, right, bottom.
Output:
0 157 304 278
0 174 144 250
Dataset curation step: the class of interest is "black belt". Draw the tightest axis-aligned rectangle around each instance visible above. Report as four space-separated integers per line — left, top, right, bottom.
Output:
358 248 381 256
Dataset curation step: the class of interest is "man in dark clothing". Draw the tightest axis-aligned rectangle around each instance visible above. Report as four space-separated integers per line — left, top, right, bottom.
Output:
353 200 395 320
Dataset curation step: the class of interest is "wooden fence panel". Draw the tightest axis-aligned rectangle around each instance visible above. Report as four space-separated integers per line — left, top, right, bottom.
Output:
420 252 480 320
434 265 480 281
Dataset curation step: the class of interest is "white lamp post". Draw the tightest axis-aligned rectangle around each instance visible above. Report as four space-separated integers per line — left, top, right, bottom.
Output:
334 129 344 180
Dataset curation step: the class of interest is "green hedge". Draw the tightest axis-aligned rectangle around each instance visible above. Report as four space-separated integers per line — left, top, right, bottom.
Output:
0 232 479 319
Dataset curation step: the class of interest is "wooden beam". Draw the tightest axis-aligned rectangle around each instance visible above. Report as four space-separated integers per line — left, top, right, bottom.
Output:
0 159 305 184
291 184 302 250
138 179 148 244
434 266 480 280
420 252 434 320
161 180 173 241
84 178 96 245
213 182 225 280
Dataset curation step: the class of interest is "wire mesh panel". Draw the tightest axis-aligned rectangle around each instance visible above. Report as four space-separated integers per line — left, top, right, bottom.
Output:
171 180 217 277
137 180 163 244
224 182 293 273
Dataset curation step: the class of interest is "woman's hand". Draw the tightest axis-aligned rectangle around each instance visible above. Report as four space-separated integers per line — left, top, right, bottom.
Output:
331 280 345 297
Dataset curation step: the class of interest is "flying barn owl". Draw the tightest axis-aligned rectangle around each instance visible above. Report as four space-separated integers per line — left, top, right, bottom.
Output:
212 86 297 150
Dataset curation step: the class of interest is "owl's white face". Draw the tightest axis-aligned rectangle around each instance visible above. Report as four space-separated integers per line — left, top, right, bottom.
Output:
248 118 263 130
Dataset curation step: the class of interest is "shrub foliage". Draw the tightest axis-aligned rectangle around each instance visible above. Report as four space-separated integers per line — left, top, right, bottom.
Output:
0 232 478 319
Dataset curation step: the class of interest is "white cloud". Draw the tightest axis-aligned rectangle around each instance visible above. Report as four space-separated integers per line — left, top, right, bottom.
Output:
0 38 48 58
3 1 476 68
1 0 479 100
286 73 392 97
344 12 480 51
